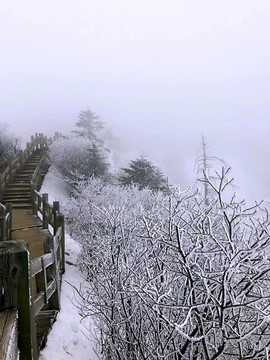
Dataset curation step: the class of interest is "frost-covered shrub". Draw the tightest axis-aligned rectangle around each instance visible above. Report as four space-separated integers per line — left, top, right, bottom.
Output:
66 171 270 359
0 124 20 161
49 137 110 190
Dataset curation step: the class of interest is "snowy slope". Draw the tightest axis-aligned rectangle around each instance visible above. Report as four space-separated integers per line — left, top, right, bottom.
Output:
38 167 100 360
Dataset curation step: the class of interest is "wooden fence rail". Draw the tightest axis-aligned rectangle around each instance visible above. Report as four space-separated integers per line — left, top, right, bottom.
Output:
0 132 62 201
31 190 65 273
0 203 12 242
0 310 19 360
0 132 65 360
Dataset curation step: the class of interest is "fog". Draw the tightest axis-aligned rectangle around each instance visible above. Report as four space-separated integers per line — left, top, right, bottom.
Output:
0 0 269 203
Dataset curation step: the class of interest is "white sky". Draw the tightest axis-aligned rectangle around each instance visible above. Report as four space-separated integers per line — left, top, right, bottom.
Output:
0 0 269 202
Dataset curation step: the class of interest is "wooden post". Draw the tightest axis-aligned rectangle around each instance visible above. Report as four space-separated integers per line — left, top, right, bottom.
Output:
31 135 34 152
44 136 48 148
0 310 19 360
0 176 3 203
43 236 61 310
36 171 41 191
5 203 12 240
60 215 66 273
38 133 42 150
0 240 38 360
42 194 49 229
31 183 38 216
37 195 42 215
35 257 48 305
58 214 65 273
0 217 5 242
53 202 60 235
41 134 45 149
8 160 13 183
19 150 24 169
26 142 31 159
0 205 6 242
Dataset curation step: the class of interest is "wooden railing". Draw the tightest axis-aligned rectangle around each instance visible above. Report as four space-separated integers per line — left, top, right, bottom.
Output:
0 203 12 242
0 133 65 360
31 155 48 191
31 192 65 273
31 231 63 316
0 132 62 201
0 310 19 360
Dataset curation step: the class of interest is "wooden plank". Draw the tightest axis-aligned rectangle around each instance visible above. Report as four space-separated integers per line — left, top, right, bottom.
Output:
0 240 38 360
0 144 65 356
0 310 18 360
31 253 53 276
12 228 49 260
35 310 58 351
33 280 56 316
43 236 61 310
42 194 49 229
12 209 42 229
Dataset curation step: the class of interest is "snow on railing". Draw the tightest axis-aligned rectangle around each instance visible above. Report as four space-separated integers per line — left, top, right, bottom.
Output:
0 310 19 360
0 132 65 360
0 132 63 202
0 203 12 242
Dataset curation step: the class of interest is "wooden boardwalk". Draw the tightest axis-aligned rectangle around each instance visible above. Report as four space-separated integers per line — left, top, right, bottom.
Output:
0 133 65 360
2 150 50 261
1 149 57 351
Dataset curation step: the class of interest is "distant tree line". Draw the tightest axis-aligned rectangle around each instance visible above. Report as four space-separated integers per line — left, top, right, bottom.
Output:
0 124 20 172
0 124 20 160
49 108 167 192
48 108 270 359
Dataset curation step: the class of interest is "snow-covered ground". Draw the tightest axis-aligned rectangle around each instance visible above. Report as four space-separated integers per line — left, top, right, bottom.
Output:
38 167 100 360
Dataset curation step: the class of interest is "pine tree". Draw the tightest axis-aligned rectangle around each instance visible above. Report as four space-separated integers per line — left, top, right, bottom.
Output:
86 143 109 178
72 109 104 144
119 156 167 191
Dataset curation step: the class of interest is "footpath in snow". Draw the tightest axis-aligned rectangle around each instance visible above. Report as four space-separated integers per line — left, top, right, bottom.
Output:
38 168 100 360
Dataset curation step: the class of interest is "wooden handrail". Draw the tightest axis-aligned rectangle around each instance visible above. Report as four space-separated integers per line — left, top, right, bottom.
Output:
0 131 65 360
0 310 19 360
31 155 48 191
31 230 63 316
0 241 38 360
0 132 63 201
0 132 63 243
0 203 12 242
32 190 65 272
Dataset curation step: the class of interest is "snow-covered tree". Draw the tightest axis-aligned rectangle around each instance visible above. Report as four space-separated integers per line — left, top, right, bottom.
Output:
0 123 20 161
194 135 226 204
119 155 167 192
65 168 270 359
49 137 110 189
72 109 104 145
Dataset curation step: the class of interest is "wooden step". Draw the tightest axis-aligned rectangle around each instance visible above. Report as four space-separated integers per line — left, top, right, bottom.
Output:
11 203 32 209
2 198 31 204
35 310 58 351
11 183 31 187
13 179 31 183
14 174 31 178
3 198 32 204
6 183 31 188
17 170 34 174
4 189 31 194
5 185 31 190
3 194 31 200
4 190 31 195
